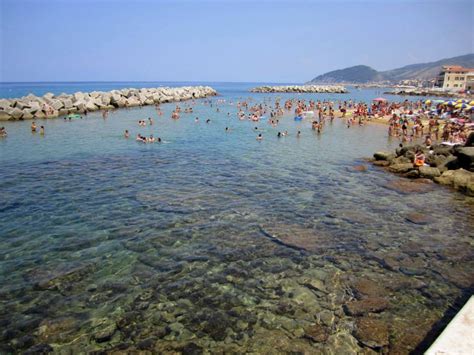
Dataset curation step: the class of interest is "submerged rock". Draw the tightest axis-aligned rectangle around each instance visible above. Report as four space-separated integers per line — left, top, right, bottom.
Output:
344 297 389 316
353 317 389 349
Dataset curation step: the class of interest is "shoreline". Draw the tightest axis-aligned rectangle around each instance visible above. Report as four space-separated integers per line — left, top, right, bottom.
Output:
0 86 217 121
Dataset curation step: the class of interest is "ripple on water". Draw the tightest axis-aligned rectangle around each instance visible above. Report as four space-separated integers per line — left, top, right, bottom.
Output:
0 95 473 353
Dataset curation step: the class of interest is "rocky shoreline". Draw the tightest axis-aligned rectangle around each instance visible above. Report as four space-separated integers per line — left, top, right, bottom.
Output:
0 86 218 121
250 85 347 93
384 88 473 99
371 144 474 196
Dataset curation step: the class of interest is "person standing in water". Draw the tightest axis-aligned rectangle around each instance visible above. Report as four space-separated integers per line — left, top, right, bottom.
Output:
40 126 45 135
31 121 37 132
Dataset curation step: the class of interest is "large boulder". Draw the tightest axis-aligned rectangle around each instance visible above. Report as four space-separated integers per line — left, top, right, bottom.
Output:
418 166 441 179
74 101 86 112
34 110 46 118
62 99 73 109
454 147 474 171
7 107 24 119
0 99 12 110
73 92 85 101
85 101 99 111
0 110 12 120
50 99 64 111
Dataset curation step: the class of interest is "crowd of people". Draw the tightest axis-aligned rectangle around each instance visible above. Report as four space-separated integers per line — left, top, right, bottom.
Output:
2 95 472 149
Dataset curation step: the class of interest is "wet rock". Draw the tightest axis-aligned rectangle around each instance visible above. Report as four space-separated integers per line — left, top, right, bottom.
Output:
388 163 414 174
405 212 432 225
384 179 434 194
137 337 156 350
352 279 388 299
391 155 411 164
374 151 395 161
179 342 204 355
418 166 441 179
93 320 117 343
317 310 335 327
304 323 330 343
353 317 389 349
353 165 368 172
24 343 53 354
405 169 420 179
373 160 390 167
454 146 474 171
38 317 78 342
10 335 35 349
344 297 389 316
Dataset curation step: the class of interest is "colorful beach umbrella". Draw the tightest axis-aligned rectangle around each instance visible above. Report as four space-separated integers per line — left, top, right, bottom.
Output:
425 99 432 104
455 103 468 109
445 101 455 106
373 97 387 102
469 100 474 106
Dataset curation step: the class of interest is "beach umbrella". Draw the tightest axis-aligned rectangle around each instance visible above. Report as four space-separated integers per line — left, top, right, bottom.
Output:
373 97 387 102
425 99 431 104
433 99 445 104
455 103 469 109
469 100 474 105
456 99 467 103
445 101 455 106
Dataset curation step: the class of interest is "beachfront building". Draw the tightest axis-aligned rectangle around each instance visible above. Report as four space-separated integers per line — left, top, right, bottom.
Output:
435 65 474 91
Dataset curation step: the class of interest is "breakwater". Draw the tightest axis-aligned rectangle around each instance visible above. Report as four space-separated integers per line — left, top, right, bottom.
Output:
372 144 474 196
250 85 347 93
384 88 473 99
0 86 217 121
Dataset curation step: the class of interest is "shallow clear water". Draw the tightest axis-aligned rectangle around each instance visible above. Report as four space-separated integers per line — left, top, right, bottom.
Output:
0 84 473 353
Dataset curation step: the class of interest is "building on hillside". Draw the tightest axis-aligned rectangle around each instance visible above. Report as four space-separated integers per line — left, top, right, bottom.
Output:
435 65 474 91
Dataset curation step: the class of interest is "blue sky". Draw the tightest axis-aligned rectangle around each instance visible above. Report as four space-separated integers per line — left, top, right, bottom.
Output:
1 0 472 82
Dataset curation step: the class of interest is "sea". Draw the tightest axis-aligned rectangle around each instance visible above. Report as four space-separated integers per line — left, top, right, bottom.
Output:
0 82 472 353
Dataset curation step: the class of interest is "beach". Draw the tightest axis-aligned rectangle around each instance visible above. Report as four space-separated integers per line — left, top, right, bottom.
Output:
0 82 473 353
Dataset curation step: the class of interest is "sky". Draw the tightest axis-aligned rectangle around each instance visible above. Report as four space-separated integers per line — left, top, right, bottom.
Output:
0 0 473 83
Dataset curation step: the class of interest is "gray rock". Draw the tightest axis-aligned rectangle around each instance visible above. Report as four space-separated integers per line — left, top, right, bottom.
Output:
374 151 395 161
455 147 474 171
0 110 12 120
388 163 414 173
418 166 441 179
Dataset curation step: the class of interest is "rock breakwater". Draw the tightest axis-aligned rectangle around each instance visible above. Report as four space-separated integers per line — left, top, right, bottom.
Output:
250 85 347 93
0 86 217 121
372 144 474 196
384 88 473 99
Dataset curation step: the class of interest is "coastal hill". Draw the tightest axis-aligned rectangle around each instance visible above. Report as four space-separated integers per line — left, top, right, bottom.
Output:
307 53 474 84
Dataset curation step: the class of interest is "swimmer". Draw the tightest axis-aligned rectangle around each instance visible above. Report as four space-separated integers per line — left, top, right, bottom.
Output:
148 117 154 125
148 134 155 143
0 127 6 137
157 137 162 143
225 127 230 132
256 133 263 141
31 121 37 132
40 126 45 135
124 130 130 138
206 119 211 123
297 130 301 137
195 117 199 123
277 132 281 138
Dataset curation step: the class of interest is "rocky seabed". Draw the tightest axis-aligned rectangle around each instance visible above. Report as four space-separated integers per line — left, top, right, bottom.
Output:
0 86 218 121
250 85 347 93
